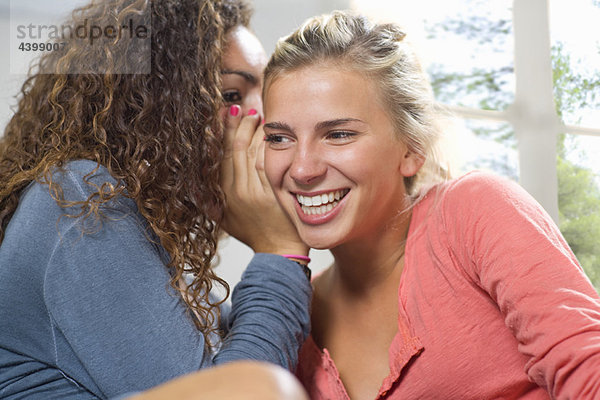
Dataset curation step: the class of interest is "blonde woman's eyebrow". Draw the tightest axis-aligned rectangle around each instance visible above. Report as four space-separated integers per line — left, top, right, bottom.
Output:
314 118 364 130
263 118 364 133
263 121 292 131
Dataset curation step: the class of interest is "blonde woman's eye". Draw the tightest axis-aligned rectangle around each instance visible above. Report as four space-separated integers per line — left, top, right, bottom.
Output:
328 131 355 140
264 134 293 149
264 134 287 143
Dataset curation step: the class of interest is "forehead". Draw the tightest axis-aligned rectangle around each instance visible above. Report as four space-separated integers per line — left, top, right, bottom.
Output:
264 65 383 117
223 26 267 72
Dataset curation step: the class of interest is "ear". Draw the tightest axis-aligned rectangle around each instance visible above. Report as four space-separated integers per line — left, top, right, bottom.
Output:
399 148 424 177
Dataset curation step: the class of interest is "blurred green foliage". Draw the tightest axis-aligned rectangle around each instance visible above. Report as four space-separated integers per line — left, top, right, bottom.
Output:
427 1 600 290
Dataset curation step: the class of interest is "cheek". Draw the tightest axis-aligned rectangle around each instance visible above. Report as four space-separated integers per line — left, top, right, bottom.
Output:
351 142 403 173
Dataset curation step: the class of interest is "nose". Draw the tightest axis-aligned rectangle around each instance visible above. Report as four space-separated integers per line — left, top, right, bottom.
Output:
289 145 327 186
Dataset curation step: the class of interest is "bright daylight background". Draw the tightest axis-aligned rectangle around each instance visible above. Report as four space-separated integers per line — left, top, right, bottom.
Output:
352 0 600 177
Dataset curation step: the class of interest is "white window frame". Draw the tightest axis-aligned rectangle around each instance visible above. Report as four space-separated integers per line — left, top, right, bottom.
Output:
446 0 600 223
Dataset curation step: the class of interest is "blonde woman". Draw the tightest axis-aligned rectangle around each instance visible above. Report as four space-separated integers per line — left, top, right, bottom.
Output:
262 11 600 400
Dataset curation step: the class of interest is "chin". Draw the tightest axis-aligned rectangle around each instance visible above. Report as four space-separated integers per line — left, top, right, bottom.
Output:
299 231 343 251
306 242 330 250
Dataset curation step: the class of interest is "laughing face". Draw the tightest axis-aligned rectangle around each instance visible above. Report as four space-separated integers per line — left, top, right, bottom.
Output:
263 65 422 250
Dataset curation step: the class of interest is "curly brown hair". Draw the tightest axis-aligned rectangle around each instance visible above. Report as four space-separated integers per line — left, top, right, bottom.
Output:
0 0 252 345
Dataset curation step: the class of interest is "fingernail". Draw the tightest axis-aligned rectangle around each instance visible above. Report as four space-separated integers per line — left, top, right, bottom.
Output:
248 109 257 116
229 105 240 117
261 118 265 125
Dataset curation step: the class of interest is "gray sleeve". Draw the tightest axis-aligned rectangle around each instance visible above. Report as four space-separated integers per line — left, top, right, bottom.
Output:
43 166 311 398
46 224 311 398
44 209 206 399
214 254 312 370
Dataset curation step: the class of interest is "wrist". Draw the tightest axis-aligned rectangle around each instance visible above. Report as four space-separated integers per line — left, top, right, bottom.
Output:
252 243 309 257
282 255 312 281
282 254 311 264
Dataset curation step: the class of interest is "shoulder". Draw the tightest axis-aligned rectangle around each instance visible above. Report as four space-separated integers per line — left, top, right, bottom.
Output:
420 171 560 255
51 159 119 200
444 170 520 199
413 170 553 248
12 160 109 221
14 160 142 248
53 160 138 215
431 170 534 217
19 159 118 205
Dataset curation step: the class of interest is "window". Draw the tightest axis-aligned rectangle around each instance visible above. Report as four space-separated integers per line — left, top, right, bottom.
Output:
351 0 519 180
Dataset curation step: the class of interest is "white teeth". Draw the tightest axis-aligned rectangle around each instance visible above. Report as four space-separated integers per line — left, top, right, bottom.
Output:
296 189 348 207
296 189 348 215
300 201 339 215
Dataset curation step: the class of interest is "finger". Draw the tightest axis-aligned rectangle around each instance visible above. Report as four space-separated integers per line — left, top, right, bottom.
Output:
247 123 264 174
221 105 242 189
223 105 241 159
254 133 272 191
232 112 261 189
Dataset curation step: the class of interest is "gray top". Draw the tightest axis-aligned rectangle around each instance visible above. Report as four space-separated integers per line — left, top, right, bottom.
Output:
0 159 311 399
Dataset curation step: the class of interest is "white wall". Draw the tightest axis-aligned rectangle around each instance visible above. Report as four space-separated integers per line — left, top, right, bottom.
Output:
0 5 24 133
251 0 349 55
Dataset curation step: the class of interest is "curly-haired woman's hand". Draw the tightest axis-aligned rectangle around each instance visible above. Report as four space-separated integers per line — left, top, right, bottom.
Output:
220 105 309 257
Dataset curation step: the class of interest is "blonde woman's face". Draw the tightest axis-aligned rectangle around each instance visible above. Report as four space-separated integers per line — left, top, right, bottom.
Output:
263 66 421 250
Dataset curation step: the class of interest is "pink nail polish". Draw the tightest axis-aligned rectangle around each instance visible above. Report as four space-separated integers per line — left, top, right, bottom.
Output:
229 105 240 117
248 109 257 116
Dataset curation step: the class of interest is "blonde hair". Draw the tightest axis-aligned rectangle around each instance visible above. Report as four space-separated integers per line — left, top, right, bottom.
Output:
264 11 450 200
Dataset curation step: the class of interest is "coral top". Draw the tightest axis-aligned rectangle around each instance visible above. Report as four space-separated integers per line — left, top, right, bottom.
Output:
296 172 600 399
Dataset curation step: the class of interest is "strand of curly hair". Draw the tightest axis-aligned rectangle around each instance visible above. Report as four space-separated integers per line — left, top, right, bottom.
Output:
0 0 250 348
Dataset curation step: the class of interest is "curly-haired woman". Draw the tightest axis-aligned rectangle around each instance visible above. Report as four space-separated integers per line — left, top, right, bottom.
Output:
0 0 311 399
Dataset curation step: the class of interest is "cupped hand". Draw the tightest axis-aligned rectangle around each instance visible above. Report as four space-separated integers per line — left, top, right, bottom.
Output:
220 105 309 256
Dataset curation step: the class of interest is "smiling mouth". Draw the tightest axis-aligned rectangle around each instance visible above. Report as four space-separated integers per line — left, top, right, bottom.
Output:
295 189 349 215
